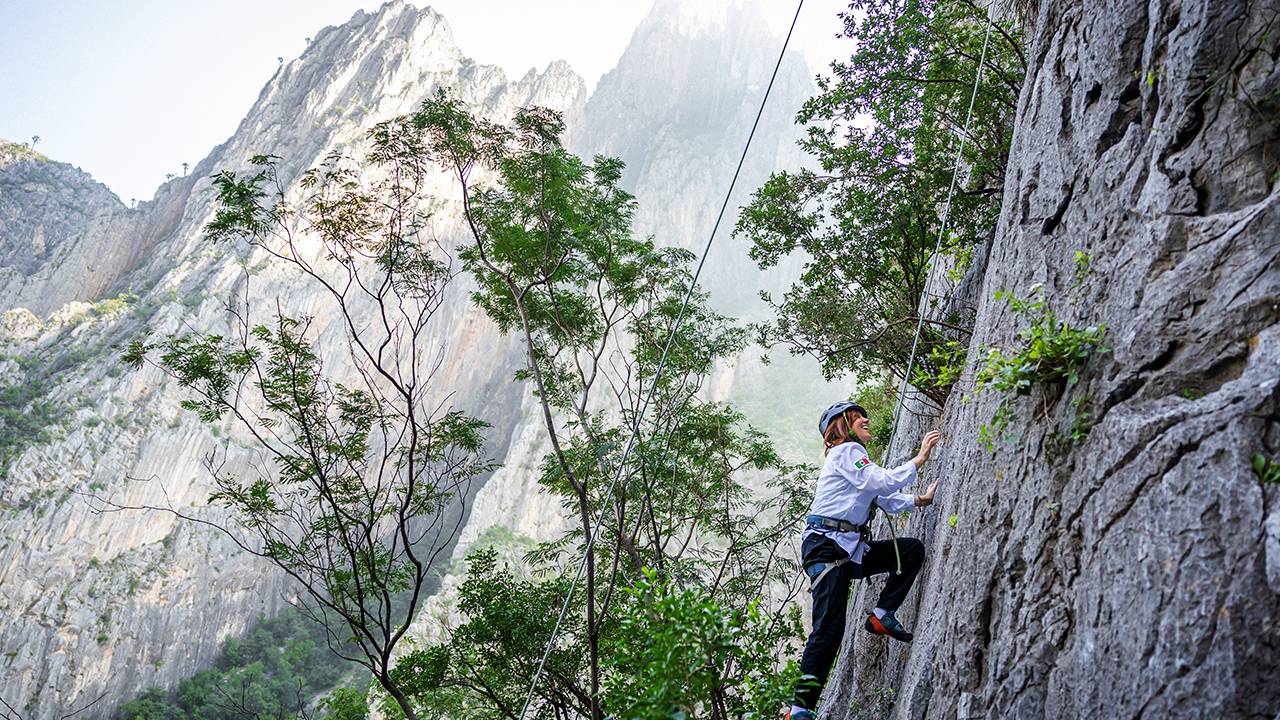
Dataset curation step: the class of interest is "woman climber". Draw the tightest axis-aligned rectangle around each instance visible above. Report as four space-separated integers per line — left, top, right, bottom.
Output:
786 401 941 720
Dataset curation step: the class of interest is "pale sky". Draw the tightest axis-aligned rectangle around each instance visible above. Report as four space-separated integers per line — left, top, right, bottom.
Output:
0 0 850 205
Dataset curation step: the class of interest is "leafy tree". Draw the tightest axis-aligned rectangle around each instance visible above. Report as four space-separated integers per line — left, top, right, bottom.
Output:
735 0 1025 408
116 610 365 719
30 134 39 150
182 162 189 176
118 118 495 718
602 572 802 719
374 90 812 720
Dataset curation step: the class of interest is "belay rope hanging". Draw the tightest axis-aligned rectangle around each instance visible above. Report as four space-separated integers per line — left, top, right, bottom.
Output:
887 13 995 446
516 2 807 717
840 3 994 607
848 2 995 604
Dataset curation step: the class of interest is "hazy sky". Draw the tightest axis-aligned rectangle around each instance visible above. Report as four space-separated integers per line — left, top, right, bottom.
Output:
0 1 849 204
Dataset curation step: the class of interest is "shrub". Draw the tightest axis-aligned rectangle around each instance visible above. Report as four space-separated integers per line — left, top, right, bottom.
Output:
971 287 1107 450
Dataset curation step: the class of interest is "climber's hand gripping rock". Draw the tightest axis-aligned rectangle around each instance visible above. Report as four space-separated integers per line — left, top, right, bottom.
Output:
912 430 941 469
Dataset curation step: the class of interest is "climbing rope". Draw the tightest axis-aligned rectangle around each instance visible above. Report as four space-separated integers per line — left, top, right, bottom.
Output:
886 11 996 453
516 2 806 717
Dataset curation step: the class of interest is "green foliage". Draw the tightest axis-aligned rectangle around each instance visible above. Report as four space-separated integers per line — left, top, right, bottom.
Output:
945 244 976 283
117 611 363 720
393 89 811 718
384 549 577 718
602 572 802 720
735 0 1024 405
1 339 122 476
128 105 503 720
946 513 958 528
319 687 371 720
1253 453 1280 485
912 339 967 397
0 373 61 475
853 375 897 463
1072 251 1092 285
1047 397 1095 461
972 287 1108 450
91 291 138 318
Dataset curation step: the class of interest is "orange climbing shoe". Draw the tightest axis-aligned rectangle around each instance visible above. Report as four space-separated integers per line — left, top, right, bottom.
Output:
865 611 913 642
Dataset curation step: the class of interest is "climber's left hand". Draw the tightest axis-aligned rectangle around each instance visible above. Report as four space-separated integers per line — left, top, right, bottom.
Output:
915 479 939 507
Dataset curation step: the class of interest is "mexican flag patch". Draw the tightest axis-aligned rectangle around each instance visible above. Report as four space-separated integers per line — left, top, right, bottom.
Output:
855 456 871 470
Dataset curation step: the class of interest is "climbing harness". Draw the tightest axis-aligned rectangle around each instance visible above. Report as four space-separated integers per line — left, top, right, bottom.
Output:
803 502 903 594
806 513 867 534
516 2 807 717
805 558 849 590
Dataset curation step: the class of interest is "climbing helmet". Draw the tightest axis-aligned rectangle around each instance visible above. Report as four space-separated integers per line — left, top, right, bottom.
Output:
818 401 867 435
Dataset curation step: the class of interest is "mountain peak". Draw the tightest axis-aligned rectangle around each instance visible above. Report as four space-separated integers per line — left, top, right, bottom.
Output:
644 0 765 36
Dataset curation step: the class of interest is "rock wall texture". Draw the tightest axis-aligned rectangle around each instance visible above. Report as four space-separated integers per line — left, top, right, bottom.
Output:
821 0 1280 718
0 142 180 317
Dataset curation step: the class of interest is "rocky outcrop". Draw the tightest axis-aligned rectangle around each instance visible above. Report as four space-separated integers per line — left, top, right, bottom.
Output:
821 0 1280 718
0 141 178 317
576 0 813 313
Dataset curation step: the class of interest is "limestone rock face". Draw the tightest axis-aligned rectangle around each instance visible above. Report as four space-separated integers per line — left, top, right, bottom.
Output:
577 0 813 312
0 141 175 317
820 1 1280 718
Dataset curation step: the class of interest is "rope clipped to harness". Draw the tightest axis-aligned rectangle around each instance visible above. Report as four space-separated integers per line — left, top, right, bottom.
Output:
868 502 903 575
804 501 902 591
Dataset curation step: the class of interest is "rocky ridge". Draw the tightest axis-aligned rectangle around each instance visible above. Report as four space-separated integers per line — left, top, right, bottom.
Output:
0 3 583 716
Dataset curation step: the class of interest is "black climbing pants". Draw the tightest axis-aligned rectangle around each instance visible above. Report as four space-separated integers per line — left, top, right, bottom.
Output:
794 534 925 710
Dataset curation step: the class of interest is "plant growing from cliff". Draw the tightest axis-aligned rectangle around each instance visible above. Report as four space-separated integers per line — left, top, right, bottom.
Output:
1073 251 1093 285
735 0 1025 409
971 287 1108 451
0 344 110 477
1253 453 1280 485
387 90 810 720
114 133 495 719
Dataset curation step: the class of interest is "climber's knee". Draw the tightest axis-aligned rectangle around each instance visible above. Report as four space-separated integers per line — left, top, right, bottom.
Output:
901 537 925 567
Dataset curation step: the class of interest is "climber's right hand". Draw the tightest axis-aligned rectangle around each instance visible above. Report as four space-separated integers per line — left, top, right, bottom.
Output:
913 431 941 469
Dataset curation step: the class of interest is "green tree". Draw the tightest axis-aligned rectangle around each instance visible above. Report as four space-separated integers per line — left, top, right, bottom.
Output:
735 0 1025 407
116 609 370 719
119 122 495 719
379 90 811 720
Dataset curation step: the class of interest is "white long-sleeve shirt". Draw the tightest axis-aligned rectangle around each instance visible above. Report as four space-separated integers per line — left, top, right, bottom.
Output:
804 441 918 563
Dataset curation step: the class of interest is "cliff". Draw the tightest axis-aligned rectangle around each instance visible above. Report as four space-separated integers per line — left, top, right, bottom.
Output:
821 0 1280 717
